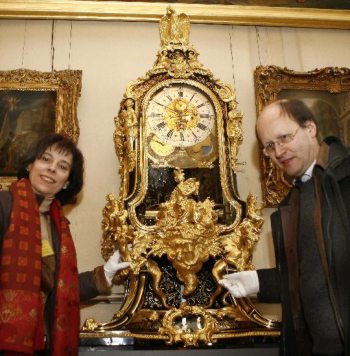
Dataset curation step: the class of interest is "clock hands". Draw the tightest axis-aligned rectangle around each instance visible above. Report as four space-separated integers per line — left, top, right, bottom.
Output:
154 100 179 116
147 83 215 148
151 134 171 147
158 100 207 139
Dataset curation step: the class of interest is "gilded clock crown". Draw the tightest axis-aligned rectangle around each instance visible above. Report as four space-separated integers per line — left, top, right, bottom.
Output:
159 7 190 47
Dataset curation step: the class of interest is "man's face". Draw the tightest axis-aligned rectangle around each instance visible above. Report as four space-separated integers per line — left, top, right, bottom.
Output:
256 104 319 178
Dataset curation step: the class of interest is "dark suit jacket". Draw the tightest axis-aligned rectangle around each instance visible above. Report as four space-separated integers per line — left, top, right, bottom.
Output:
257 137 350 356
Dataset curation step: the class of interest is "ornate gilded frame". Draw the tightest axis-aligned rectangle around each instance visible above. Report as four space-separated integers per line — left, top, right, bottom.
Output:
254 65 350 207
0 1 349 29
0 68 82 190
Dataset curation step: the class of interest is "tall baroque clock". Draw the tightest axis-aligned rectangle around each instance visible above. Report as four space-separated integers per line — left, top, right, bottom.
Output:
81 8 280 347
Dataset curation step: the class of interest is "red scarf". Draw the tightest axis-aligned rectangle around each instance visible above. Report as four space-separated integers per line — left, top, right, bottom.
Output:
0 178 80 355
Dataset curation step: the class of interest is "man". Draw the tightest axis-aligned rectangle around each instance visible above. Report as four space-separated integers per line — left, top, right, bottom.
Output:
219 99 350 356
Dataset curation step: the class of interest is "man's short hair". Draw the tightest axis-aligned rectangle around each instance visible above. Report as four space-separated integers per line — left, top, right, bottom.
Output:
277 99 317 128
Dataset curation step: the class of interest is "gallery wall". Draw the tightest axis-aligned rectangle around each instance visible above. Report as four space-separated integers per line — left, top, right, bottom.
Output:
1 17 350 325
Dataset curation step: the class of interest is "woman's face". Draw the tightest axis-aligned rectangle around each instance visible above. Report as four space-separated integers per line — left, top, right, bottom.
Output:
28 144 73 199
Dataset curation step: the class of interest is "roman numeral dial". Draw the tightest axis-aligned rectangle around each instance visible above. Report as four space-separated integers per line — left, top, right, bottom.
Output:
146 82 216 148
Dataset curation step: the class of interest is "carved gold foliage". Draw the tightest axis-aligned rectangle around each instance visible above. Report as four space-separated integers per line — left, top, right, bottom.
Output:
135 170 221 297
101 170 264 303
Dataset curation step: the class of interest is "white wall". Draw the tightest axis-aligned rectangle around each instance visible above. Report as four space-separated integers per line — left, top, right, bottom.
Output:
1 18 350 325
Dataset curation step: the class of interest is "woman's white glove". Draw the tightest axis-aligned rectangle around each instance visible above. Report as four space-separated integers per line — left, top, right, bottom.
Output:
103 250 130 286
218 270 259 298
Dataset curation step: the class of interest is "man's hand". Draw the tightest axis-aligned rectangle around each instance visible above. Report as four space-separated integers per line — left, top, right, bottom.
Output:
218 270 259 298
103 250 130 286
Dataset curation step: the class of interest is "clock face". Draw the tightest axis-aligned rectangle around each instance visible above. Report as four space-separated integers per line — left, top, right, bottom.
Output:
146 82 216 148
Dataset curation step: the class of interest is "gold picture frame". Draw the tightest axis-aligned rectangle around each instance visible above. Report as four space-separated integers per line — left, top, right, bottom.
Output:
0 68 82 190
254 65 350 207
0 0 349 29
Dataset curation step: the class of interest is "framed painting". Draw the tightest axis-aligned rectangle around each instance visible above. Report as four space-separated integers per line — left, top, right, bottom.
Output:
0 68 82 190
0 0 349 29
254 65 350 207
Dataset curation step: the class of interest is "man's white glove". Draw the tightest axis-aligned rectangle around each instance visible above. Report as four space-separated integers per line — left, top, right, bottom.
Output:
103 250 130 286
218 270 259 298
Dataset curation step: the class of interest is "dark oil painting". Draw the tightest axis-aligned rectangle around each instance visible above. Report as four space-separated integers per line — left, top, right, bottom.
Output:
0 90 56 176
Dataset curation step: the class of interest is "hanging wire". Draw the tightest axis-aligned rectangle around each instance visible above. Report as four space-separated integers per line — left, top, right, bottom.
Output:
68 21 73 69
50 19 56 71
21 20 28 67
255 26 262 66
228 26 236 88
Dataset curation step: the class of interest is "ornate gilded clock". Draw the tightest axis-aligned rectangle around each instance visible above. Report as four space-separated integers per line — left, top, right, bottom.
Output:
81 8 280 347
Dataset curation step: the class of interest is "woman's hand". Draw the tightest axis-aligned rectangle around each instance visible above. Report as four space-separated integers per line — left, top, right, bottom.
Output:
103 250 130 285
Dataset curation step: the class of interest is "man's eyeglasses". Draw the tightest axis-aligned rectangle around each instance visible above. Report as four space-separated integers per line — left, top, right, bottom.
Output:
263 128 299 156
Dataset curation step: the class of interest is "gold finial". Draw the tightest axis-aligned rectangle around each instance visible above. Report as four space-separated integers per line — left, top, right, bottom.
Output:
159 7 190 47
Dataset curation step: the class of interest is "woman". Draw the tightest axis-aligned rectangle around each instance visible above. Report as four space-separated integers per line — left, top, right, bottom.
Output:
0 134 129 355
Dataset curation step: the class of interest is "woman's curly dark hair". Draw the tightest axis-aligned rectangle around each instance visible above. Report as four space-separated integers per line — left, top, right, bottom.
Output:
17 133 84 205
